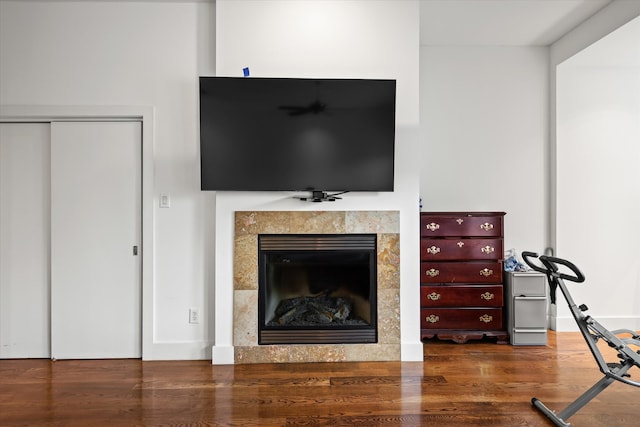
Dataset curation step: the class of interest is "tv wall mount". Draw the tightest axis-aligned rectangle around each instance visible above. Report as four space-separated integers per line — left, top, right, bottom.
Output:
297 191 348 203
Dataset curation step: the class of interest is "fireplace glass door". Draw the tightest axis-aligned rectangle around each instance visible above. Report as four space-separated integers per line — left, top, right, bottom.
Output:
258 234 377 344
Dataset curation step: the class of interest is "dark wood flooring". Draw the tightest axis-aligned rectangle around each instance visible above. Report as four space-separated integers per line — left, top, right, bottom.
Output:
1 331 638 426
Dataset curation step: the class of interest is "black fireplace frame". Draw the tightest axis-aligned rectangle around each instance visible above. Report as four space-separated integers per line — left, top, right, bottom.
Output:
257 234 378 345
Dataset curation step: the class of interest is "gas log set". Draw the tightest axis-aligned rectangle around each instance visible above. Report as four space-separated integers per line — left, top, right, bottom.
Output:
268 292 367 327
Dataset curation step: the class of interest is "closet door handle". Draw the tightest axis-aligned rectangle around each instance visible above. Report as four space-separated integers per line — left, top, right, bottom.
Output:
133 245 138 256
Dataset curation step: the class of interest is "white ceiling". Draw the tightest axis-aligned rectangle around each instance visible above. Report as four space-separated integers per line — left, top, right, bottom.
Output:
562 14 640 66
420 0 614 46
10 0 620 47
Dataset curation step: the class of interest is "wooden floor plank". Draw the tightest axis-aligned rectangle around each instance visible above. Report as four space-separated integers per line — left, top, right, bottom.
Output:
0 331 638 426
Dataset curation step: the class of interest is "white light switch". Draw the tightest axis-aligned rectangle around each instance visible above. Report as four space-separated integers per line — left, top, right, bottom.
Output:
159 194 171 208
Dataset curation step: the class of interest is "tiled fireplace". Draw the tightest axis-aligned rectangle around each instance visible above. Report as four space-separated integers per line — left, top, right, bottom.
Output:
233 210 400 363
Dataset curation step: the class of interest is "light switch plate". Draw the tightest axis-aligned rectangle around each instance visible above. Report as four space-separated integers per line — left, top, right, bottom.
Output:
159 194 171 208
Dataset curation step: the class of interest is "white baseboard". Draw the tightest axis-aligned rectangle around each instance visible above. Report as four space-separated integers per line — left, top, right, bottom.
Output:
551 315 640 332
401 342 424 361
212 345 235 364
142 342 211 361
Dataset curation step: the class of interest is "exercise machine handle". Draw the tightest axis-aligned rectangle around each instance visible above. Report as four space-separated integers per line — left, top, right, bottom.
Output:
522 251 548 274
521 251 585 283
542 255 585 283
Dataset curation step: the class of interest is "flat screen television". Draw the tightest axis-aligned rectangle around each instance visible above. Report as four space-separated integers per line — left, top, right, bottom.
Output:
199 77 396 195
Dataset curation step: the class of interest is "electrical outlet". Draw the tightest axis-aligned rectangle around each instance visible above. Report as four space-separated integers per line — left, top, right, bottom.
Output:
189 308 200 324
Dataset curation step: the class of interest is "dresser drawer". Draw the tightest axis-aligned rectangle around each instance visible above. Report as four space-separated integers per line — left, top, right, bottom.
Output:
420 214 503 237
420 285 503 307
420 238 503 260
421 308 503 330
421 261 503 283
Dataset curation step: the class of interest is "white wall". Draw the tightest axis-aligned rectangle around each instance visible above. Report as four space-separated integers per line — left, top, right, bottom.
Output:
420 46 549 255
554 16 640 331
550 1 640 331
549 0 640 250
0 0 216 359
212 0 423 363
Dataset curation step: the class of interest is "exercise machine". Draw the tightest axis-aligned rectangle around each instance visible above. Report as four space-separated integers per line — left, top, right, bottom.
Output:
521 252 640 427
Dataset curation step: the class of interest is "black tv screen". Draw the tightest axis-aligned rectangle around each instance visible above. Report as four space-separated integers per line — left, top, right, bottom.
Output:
199 77 396 192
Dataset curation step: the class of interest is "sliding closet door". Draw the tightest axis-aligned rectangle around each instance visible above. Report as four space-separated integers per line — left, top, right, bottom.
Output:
51 121 141 359
0 123 51 358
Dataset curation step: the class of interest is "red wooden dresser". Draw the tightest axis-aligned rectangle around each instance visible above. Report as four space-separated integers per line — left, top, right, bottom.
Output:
420 212 508 344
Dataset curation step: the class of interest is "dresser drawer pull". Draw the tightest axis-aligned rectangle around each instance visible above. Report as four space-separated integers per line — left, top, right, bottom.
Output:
481 245 495 254
480 292 495 301
480 222 494 231
457 241 465 248
479 268 494 277
426 292 441 301
425 222 440 232
456 218 464 224
427 245 441 255
425 268 440 277
425 314 440 323
479 314 493 323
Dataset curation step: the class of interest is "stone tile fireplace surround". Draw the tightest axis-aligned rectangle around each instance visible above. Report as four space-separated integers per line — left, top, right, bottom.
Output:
233 210 400 363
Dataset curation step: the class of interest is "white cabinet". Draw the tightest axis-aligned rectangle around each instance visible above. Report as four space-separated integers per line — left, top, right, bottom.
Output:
505 271 548 345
